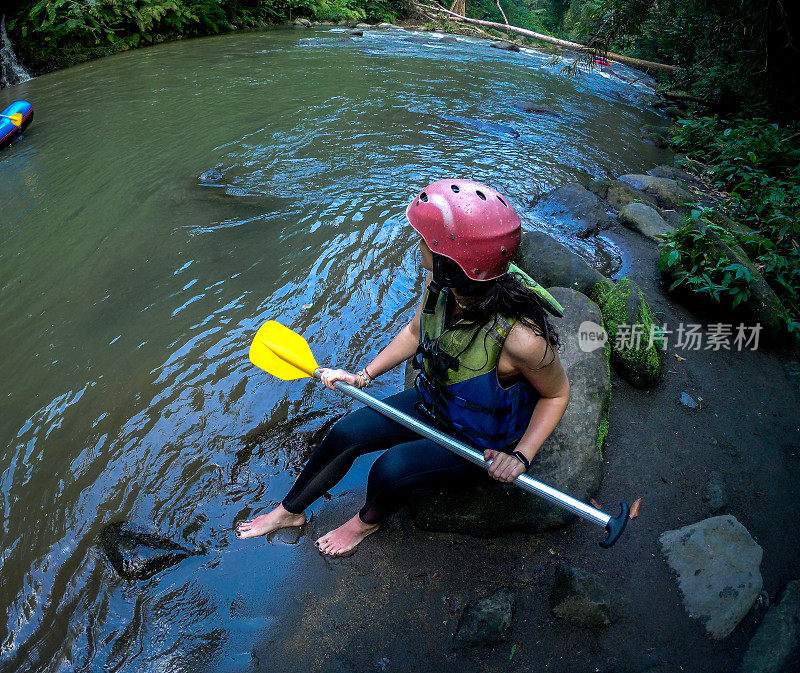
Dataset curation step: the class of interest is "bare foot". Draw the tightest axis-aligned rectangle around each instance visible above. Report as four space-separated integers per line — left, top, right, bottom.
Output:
315 513 380 557
235 504 306 539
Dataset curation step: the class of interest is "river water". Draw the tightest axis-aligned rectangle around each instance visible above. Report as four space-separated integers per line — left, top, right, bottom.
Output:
0 27 667 672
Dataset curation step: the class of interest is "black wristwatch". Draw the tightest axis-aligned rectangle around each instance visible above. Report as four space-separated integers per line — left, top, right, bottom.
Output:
510 450 531 471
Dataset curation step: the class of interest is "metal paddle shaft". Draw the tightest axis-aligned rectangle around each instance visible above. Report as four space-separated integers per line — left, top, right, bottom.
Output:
320 372 629 548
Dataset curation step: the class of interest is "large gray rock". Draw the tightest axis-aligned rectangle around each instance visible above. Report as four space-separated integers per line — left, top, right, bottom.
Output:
659 515 763 639
619 202 675 240
549 564 614 628
408 287 608 535
99 522 203 581
739 580 800 673
588 178 658 211
647 164 694 183
532 183 611 239
515 230 610 301
619 174 692 210
453 588 515 647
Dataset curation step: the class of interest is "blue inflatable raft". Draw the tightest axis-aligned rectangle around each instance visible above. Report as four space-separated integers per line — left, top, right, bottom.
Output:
0 100 33 149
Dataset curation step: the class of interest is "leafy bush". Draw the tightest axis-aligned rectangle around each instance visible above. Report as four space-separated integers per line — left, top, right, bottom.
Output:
660 116 800 333
9 0 410 68
658 208 753 307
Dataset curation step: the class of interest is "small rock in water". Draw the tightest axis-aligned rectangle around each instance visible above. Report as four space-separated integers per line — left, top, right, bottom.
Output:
739 579 800 673
198 168 224 184
513 101 562 116
659 515 762 639
701 471 727 514
549 564 614 628
346 30 363 36
680 392 698 409
439 36 457 43
99 521 203 581
453 587 515 647
489 41 520 52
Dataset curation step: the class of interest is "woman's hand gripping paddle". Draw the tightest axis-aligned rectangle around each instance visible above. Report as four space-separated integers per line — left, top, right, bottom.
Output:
249 320 630 548
0 113 23 127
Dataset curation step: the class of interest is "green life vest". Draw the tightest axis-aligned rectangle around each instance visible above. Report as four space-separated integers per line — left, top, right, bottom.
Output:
412 264 561 451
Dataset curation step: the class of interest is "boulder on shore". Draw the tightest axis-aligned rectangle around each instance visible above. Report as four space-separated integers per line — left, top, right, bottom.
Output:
619 174 692 210
408 287 608 535
99 521 203 581
549 564 615 628
595 278 663 387
659 515 763 640
453 588 515 647
532 183 611 239
619 202 675 240
516 231 611 300
588 178 658 211
739 579 800 673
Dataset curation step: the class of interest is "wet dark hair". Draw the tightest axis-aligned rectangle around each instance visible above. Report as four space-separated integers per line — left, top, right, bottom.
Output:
437 255 560 365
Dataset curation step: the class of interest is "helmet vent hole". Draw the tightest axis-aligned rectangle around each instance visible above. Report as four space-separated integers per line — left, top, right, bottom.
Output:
420 191 428 202
497 196 507 206
476 190 486 201
450 184 460 193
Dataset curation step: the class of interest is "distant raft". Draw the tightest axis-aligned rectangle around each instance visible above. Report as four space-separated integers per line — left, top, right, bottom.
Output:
0 100 33 149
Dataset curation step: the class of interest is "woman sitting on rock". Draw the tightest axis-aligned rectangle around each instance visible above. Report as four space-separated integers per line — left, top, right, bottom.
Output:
236 179 570 556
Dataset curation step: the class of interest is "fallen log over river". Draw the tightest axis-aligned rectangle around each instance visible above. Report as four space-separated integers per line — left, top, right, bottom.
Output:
416 3 678 74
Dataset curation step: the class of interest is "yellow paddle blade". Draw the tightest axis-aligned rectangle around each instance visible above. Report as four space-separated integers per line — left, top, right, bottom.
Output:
1 113 23 126
249 320 319 380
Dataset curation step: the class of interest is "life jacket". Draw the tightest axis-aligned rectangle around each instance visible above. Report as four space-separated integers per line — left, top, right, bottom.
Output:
412 264 562 452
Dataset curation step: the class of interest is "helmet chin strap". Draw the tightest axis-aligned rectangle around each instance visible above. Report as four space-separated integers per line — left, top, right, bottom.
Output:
423 255 470 315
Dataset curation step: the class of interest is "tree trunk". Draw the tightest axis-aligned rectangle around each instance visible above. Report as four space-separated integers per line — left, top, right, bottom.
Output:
448 0 465 18
495 0 509 25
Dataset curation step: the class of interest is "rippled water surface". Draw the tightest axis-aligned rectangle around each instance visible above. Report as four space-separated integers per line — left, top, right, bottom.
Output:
0 27 667 671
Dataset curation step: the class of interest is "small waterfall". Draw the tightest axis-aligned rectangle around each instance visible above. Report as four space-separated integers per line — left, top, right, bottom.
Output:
1 15 32 88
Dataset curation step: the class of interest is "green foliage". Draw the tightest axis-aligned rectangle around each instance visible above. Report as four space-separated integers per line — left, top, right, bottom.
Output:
558 0 798 115
658 208 754 308
9 0 410 67
667 116 800 332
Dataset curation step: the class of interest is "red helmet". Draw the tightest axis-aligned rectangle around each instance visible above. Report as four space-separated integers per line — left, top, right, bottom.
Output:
405 179 521 281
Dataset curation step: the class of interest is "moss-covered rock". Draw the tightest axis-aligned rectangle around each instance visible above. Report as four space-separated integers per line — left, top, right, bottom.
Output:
596 278 663 388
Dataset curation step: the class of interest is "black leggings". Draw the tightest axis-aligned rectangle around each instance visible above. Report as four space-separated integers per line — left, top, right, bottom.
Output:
282 388 486 524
